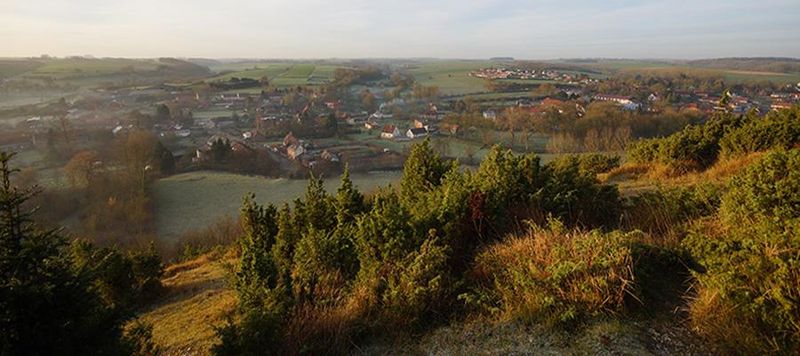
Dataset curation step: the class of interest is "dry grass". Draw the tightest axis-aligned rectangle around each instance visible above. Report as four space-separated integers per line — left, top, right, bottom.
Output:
471 224 636 324
602 152 765 191
134 251 237 355
687 287 776 354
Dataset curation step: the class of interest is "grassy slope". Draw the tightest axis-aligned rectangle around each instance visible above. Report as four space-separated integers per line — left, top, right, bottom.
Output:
135 253 236 355
601 152 765 196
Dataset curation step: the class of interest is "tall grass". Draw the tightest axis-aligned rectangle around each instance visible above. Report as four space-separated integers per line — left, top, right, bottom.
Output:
468 221 637 324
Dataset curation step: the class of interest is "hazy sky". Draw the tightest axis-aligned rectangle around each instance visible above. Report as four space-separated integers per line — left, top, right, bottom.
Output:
2 0 799 59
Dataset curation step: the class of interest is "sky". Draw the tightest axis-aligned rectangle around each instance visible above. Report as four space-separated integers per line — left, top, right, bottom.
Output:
2 0 799 59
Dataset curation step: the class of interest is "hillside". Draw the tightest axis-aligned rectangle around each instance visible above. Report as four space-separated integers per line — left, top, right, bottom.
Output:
134 252 236 355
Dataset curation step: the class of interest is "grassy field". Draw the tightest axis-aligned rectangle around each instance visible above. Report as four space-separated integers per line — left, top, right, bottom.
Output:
207 62 339 87
153 170 403 242
206 63 292 82
406 60 498 95
0 59 45 78
457 91 532 101
721 70 800 84
192 109 237 119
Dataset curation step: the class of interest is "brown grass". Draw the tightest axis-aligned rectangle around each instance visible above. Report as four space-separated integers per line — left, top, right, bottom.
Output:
134 251 237 355
471 224 636 323
602 152 764 190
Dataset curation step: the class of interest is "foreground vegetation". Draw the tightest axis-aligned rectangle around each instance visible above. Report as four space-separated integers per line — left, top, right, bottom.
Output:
207 106 800 355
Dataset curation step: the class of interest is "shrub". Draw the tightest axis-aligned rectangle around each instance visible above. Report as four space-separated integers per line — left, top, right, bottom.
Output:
291 228 357 305
550 153 621 176
542 158 622 229
383 234 454 327
628 137 660 164
627 110 753 173
720 105 800 157
683 150 800 353
467 220 636 324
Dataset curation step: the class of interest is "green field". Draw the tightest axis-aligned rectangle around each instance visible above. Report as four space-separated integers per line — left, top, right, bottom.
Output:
406 60 498 95
153 170 403 241
206 63 293 81
0 59 45 78
207 62 340 87
720 70 800 85
192 109 237 119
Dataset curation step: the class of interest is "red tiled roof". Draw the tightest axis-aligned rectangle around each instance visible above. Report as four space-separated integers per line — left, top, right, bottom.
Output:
382 124 397 133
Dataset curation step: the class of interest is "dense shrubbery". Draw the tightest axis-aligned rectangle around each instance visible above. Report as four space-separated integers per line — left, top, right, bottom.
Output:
214 140 624 354
684 149 800 354
720 105 800 157
629 105 800 173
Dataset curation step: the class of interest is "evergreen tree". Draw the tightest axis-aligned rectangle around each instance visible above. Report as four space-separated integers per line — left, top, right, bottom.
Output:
325 113 338 136
211 138 231 163
236 195 279 308
271 204 298 292
0 152 129 354
335 165 364 226
400 138 453 200
302 174 335 232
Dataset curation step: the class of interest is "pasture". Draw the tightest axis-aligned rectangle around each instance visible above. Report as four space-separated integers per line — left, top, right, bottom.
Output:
406 60 497 95
27 58 162 79
207 62 340 87
153 170 403 242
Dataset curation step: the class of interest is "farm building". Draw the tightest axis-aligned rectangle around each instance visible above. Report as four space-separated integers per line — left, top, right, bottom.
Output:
593 94 634 105
380 125 401 139
287 144 305 160
283 132 300 147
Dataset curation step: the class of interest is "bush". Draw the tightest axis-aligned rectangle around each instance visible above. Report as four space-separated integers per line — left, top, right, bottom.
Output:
543 157 622 229
467 220 637 324
720 105 800 157
683 150 800 353
384 234 454 327
627 110 753 173
628 138 662 164
550 153 621 176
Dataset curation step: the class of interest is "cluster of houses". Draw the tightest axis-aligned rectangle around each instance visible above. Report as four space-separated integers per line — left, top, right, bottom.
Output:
374 117 438 140
271 131 339 167
470 67 599 85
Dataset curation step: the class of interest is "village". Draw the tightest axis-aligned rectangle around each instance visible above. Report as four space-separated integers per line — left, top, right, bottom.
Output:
4 60 800 185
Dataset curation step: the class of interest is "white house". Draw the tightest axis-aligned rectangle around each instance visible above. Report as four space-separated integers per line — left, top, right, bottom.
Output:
406 127 428 139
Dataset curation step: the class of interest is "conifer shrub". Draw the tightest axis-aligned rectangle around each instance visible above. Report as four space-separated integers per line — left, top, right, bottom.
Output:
550 153 621 176
683 149 800 354
627 110 754 173
720 105 800 157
